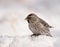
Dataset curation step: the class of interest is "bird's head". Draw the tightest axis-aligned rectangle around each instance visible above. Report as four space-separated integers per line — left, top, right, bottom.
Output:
25 13 38 23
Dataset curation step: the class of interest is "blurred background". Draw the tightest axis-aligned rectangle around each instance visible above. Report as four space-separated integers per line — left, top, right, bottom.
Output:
0 0 60 47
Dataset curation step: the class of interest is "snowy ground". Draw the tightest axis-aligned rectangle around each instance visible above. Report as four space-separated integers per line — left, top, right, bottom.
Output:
0 0 60 47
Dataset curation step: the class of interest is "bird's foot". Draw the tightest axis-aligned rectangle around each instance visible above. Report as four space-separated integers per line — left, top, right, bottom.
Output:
31 34 40 37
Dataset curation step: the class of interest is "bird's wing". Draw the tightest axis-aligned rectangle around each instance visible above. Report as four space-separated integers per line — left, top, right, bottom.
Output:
36 22 50 33
39 18 52 28
37 23 52 36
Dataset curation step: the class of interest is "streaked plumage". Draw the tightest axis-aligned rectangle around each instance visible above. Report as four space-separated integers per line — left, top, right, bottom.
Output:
25 13 52 37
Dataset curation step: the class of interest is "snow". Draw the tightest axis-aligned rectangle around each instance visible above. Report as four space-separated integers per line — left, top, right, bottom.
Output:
0 35 56 47
10 36 54 47
0 35 13 47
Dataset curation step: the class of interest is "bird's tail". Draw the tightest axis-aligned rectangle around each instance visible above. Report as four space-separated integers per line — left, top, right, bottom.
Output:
46 33 52 37
49 26 53 28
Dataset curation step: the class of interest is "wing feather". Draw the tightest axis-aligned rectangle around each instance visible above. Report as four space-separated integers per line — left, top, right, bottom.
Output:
39 18 52 28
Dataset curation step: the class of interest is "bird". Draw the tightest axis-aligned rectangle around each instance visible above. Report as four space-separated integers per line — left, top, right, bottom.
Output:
25 13 53 37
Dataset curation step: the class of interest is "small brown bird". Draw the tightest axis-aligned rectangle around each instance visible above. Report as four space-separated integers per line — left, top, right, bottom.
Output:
25 13 52 37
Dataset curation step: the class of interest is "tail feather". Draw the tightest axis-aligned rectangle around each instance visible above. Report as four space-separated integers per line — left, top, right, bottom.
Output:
49 26 53 28
46 33 52 37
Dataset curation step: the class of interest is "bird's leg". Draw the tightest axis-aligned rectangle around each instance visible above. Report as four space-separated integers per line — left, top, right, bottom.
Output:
36 34 41 36
31 34 36 37
31 34 41 37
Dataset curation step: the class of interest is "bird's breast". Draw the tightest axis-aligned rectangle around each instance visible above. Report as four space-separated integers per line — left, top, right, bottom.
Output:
29 23 41 34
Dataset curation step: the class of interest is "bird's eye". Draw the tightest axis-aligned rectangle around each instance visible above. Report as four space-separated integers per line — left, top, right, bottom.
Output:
27 17 31 19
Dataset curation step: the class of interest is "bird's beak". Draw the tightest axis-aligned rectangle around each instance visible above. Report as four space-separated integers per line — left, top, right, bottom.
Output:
25 17 28 20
